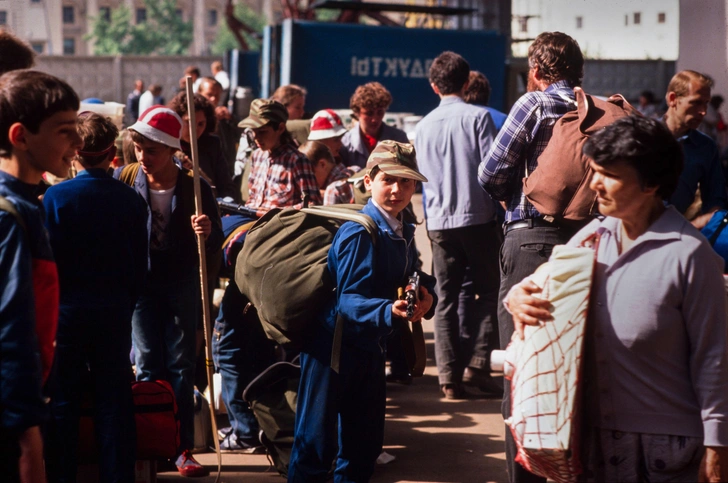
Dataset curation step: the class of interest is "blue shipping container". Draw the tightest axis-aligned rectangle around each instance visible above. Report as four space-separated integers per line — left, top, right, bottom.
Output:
277 20 507 115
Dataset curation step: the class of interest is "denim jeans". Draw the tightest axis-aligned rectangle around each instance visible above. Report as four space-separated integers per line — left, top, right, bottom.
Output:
46 304 136 483
212 280 276 440
428 222 501 386
132 277 199 452
498 225 572 483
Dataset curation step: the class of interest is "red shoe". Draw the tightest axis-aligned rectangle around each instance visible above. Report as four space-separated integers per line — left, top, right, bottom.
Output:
175 450 209 477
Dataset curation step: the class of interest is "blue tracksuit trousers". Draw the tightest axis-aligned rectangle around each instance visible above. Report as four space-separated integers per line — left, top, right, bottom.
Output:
288 327 386 483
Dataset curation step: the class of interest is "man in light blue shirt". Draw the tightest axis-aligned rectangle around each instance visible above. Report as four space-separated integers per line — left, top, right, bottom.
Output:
415 51 501 400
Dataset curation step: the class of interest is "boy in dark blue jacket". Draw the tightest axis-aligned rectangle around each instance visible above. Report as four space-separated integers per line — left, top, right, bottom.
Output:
288 141 437 482
43 112 147 482
0 70 82 482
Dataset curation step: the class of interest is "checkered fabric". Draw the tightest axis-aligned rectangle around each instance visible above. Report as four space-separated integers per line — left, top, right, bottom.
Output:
323 165 361 205
245 143 322 212
478 80 576 223
503 240 598 483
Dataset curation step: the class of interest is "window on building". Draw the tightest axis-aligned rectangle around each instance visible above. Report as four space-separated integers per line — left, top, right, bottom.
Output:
208 9 218 26
175 9 183 19
658 12 666 23
31 0 40 3
0 11 7 25
136 8 146 23
518 17 528 33
62 6 75 24
576 16 583 29
63 37 75 55
633 12 641 24
99 7 111 22
31 42 44 54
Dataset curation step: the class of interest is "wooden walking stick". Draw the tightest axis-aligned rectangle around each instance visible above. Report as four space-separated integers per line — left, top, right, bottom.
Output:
184 76 222 481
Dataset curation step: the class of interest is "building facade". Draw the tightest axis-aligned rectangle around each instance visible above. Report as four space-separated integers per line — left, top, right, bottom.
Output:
0 0 253 55
511 0 679 60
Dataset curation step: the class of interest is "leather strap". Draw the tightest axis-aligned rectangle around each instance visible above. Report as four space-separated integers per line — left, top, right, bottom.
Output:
330 314 345 374
0 195 27 236
118 162 141 186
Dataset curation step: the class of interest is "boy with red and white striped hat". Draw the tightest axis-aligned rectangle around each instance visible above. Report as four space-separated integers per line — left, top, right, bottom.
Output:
307 109 364 205
115 105 223 478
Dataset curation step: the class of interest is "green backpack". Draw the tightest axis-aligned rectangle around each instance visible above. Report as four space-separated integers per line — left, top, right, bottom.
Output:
234 205 377 369
242 361 301 478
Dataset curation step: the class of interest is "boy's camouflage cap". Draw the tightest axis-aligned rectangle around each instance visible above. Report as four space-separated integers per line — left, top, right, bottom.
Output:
238 98 289 129
365 140 428 183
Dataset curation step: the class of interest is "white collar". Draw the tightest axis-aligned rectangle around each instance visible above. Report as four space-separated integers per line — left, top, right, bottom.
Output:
371 199 403 237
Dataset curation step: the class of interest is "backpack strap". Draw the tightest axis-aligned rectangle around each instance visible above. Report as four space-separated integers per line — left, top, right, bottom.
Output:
301 206 378 246
299 206 378 373
118 163 141 186
709 212 728 246
0 195 27 236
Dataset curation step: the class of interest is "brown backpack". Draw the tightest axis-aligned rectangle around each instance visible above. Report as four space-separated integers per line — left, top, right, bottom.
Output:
523 87 637 221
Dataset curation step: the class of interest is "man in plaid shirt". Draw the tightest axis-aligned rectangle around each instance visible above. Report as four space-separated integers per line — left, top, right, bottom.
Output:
477 32 584 483
240 99 321 216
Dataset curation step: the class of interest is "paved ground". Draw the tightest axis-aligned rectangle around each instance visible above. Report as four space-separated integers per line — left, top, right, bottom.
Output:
157 195 509 482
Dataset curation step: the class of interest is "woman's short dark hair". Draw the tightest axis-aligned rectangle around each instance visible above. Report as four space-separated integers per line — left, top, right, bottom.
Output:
583 116 683 200
429 51 470 96
464 71 491 106
168 91 216 134
0 70 79 157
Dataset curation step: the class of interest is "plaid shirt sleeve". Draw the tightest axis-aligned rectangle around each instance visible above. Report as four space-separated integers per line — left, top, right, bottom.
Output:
478 93 542 201
292 154 322 208
324 180 354 205
245 144 322 213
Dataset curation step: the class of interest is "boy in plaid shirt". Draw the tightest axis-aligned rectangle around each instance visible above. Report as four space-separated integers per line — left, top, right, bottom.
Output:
240 99 321 215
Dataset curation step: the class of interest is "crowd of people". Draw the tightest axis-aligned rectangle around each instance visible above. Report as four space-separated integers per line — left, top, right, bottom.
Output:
2 25 728 483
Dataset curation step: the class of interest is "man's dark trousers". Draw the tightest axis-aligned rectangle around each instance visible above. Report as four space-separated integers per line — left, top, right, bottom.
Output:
429 221 501 386
498 225 573 483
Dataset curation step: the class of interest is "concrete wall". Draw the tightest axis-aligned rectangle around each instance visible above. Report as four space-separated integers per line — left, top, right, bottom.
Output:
512 0 679 60
34 55 222 104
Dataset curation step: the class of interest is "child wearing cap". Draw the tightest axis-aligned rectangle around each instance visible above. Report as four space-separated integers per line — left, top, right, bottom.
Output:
114 105 223 477
43 112 147 482
212 97 321 453
288 140 438 482
307 109 363 205
239 98 322 215
0 70 81 482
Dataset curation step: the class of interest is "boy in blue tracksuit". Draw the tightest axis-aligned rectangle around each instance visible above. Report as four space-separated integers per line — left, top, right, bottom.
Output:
288 141 437 482
0 70 83 482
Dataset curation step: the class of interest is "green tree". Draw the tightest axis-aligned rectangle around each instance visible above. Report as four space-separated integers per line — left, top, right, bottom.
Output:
210 3 266 54
86 0 193 55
